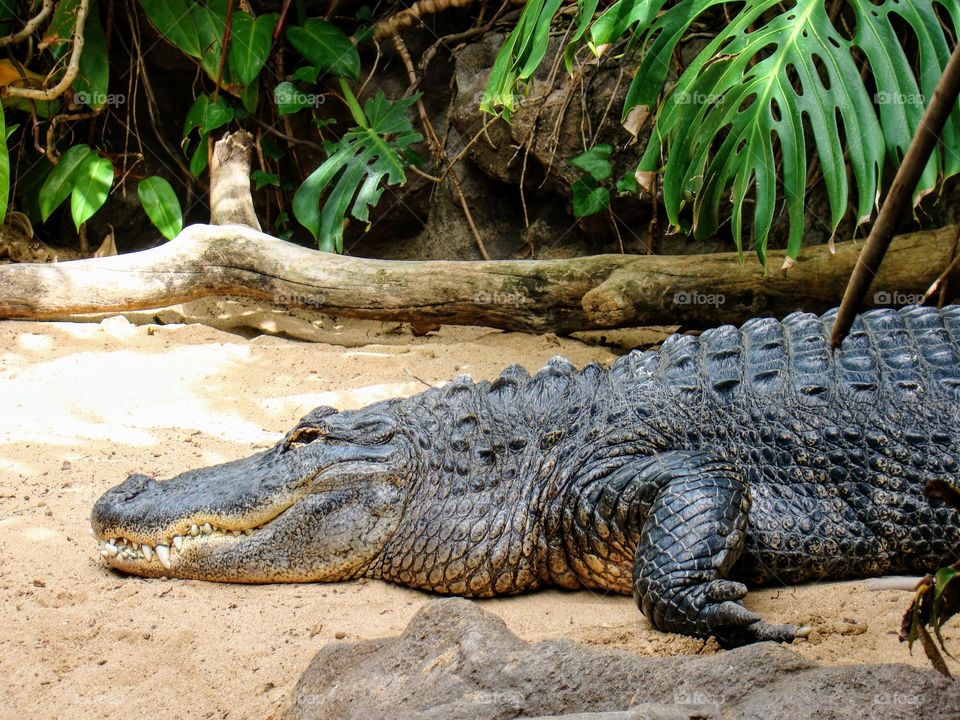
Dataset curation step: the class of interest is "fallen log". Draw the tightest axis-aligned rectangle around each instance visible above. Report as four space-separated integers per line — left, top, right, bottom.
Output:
0 222 956 334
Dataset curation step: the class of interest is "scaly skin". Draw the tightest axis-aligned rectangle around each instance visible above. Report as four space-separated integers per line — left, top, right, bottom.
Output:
91 306 960 646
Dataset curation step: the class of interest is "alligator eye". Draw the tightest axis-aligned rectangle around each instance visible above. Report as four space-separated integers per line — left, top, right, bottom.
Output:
283 426 325 449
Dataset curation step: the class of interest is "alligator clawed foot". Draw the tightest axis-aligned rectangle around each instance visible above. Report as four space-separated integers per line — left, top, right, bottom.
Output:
712 620 804 649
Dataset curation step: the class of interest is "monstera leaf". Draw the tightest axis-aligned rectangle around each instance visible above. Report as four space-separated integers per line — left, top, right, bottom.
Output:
485 0 960 265
293 81 422 252
632 0 960 264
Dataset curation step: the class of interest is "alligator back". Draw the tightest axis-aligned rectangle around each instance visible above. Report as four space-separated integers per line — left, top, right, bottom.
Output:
610 305 960 584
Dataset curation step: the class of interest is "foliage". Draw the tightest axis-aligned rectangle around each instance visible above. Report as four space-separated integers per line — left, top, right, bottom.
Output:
901 479 960 677
293 80 422 253
570 144 612 217
137 177 183 240
485 0 960 264
38 144 114 231
0 0 415 252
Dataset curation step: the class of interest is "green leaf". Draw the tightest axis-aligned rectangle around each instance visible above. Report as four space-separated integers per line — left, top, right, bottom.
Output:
70 153 114 229
616 170 637 194
73 1 110 109
229 11 278 87
0 103 7 226
190 1 225 80
137 176 183 239
274 81 319 115
251 170 280 190
571 177 609 217
45 0 81 60
182 93 235 167
291 65 320 84
293 90 422 251
287 19 361 81
39 144 94 221
627 0 960 263
481 0 565 116
570 144 612 182
137 0 202 58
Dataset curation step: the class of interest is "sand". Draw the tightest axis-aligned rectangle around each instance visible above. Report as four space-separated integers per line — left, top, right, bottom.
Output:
1 316 956 719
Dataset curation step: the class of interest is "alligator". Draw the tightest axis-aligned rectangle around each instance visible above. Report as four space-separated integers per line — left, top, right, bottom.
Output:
90 305 960 647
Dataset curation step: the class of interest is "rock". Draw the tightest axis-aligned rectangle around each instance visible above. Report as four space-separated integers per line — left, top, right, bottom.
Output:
286 598 960 720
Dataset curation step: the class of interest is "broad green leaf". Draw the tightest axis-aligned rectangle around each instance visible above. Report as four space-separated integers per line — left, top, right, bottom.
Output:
287 19 360 81
588 0 656 50
0 103 7 225
274 82 319 115
293 88 421 251
70 153 114 229
570 144 612 182
571 177 609 217
229 12 278 87
137 0 202 58
137 176 183 239
241 78 260 113
190 2 225 80
73 1 110 110
189 143 209 177
39 144 94 221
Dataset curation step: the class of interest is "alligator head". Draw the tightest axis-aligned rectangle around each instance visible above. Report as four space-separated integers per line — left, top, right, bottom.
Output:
90 401 410 581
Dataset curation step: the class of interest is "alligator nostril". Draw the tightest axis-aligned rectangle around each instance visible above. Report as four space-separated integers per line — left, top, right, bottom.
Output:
113 473 156 502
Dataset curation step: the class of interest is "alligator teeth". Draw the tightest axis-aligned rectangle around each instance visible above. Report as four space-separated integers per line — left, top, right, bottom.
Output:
103 541 118 557
142 544 154 561
189 524 200 537
231 530 242 537
155 544 171 569
173 535 184 551
200 523 213 535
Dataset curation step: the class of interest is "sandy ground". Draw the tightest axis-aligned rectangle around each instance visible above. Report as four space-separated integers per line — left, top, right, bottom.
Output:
1 316 957 719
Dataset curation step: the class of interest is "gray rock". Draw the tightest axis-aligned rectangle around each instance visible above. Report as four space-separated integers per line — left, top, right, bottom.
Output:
287 598 960 720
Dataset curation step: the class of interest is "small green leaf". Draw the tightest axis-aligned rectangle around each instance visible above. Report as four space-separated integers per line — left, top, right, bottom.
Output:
251 169 280 190
39 144 94 221
287 19 360 81
229 12 278 87
616 170 637 194
291 66 320 84
70 154 114 229
0 103 7 225
137 176 183 239
137 0 202 58
570 144 612 182
571 177 610 217
189 143 209 177
274 82 319 115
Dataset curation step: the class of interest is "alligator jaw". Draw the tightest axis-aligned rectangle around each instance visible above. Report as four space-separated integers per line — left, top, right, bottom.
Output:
90 437 404 582
92 515 278 576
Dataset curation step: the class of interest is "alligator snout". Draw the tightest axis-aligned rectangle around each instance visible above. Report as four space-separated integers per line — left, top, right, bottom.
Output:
90 473 178 542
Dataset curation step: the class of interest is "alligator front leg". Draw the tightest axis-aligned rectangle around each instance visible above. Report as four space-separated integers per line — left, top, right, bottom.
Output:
631 451 800 648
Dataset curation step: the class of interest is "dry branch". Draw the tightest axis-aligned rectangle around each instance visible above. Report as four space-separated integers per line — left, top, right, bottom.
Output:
0 223 956 334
